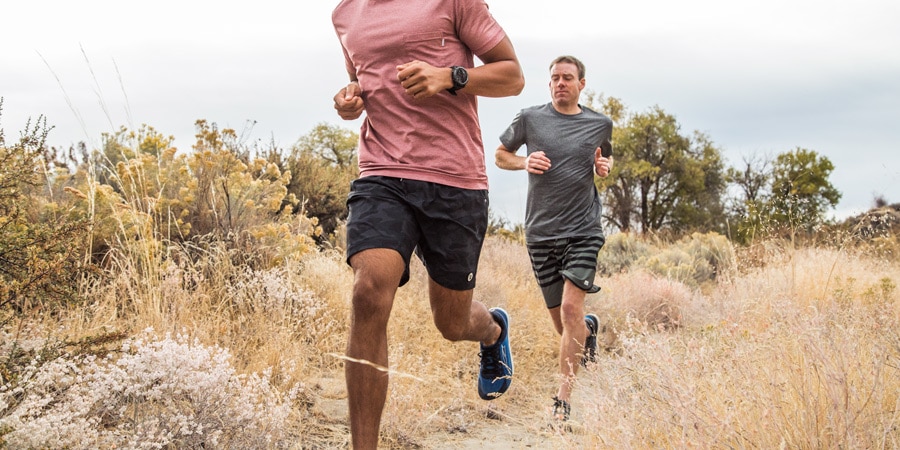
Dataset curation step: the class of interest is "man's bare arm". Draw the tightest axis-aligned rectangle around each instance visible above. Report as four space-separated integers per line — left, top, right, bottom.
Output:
496 145 551 174
466 36 524 98
396 36 524 99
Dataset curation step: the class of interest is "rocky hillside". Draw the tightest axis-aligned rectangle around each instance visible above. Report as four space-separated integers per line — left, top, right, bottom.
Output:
843 203 900 238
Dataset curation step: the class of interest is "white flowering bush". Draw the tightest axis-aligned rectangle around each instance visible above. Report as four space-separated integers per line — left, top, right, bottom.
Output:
0 330 298 449
227 262 345 359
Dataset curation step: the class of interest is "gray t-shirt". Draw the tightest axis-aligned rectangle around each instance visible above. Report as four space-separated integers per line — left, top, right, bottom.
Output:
499 103 613 243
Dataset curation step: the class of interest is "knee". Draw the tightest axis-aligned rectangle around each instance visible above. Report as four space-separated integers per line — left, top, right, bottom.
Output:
559 302 584 330
351 277 394 323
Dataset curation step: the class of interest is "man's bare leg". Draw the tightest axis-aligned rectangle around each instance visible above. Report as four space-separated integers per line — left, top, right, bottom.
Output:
549 280 589 403
428 280 501 346
346 249 404 450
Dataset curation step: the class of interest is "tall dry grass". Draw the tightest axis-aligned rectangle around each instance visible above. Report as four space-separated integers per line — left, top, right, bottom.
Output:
569 245 900 449
4 206 899 448
340 236 899 449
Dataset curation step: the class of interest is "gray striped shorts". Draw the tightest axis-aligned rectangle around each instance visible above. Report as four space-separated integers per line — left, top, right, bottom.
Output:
527 235 605 309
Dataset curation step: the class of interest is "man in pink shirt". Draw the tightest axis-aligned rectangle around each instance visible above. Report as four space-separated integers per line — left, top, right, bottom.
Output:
332 1 524 448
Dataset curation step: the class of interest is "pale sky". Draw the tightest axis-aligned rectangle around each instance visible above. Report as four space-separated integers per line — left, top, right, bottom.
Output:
3 0 899 224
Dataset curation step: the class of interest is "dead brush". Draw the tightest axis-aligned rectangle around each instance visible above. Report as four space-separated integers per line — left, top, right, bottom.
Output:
576 245 900 449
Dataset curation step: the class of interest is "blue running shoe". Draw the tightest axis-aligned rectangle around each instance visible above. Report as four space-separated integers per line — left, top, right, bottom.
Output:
478 307 513 400
582 313 600 366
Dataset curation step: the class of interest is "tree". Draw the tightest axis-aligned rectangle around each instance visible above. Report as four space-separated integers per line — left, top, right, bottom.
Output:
668 131 728 233
283 123 359 244
295 122 358 169
725 148 842 242
725 153 772 243
727 153 771 209
593 100 727 236
767 147 841 232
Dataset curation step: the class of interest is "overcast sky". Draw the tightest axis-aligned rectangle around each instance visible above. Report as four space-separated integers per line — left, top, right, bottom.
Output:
3 0 898 224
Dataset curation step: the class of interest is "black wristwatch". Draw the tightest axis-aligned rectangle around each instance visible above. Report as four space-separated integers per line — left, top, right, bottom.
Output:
447 66 468 96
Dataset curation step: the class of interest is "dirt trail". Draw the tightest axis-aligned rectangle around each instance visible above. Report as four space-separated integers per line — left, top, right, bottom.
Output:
308 376 580 449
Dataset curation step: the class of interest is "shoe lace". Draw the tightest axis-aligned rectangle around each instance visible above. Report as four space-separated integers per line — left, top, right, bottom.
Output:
479 345 503 378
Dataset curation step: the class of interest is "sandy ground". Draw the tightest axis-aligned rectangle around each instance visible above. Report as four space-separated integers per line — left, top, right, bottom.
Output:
307 376 587 449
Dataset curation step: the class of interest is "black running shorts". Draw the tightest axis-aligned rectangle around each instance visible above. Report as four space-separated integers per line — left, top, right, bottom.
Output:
345 176 489 291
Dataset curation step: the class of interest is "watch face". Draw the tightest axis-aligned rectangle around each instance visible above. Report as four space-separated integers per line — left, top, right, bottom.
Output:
453 66 468 87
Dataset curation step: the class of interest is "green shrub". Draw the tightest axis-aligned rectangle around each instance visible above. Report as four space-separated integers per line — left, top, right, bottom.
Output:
61 121 321 268
635 232 734 287
639 247 705 287
0 105 89 319
598 232 654 275
680 232 736 282
277 122 359 245
598 231 734 287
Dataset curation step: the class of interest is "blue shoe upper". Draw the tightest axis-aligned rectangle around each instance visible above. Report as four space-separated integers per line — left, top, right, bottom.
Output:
478 307 513 400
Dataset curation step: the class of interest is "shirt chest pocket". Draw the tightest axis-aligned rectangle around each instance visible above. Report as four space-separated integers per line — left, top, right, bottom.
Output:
403 31 456 68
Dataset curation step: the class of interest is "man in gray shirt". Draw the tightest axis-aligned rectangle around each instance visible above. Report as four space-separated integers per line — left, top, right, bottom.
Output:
495 55 613 423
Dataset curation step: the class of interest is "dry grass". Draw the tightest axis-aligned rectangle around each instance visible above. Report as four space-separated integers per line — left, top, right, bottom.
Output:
3 232 899 448
575 245 900 449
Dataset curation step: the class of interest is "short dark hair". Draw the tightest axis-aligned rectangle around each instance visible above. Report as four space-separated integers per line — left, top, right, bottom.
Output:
550 55 585 80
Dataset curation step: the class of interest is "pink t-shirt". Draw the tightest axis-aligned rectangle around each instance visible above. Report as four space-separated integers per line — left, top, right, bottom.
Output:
332 0 506 190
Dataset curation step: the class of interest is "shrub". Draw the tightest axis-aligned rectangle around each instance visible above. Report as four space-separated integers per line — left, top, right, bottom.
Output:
680 232 736 282
58 121 320 268
597 232 653 275
640 247 706 287
0 104 89 319
0 330 299 449
598 231 736 284
607 270 693 331
281 145 357 246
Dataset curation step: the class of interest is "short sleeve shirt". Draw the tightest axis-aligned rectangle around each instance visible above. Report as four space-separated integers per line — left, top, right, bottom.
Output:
500 103 613 243
332 0 507 190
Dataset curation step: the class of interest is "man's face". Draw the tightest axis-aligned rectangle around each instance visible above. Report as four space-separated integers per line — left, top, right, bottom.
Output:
549 62 585 107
